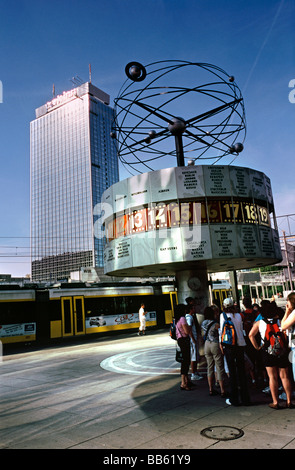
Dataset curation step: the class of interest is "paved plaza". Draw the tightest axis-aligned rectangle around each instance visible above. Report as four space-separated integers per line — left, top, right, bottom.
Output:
1 329 295 451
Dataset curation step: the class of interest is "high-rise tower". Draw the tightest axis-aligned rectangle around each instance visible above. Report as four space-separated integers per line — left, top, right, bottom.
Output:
30 82 118 281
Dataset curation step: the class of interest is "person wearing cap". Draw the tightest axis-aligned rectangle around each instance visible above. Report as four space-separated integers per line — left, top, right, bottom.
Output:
219 298 251 406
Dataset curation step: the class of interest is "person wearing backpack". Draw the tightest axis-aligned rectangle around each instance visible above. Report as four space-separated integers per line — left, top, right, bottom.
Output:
219 298 250 406
249 301 294 409
201 306 226 397
185 301 203 381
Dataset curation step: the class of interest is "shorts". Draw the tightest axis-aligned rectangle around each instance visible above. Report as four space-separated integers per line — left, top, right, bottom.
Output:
261 349 290 368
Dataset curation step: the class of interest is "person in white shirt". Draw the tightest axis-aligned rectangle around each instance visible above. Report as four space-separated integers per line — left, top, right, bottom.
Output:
138 303 146 336
281 292 295 383
219 298 250 406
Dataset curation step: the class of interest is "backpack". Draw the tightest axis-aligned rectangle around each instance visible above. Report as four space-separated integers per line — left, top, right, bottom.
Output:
221 312 237 346
169 319 177 340
263 319 288 357
203 321 216 341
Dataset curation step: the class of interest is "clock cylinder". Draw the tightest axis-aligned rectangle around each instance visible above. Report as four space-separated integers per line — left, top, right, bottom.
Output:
100 164 282 313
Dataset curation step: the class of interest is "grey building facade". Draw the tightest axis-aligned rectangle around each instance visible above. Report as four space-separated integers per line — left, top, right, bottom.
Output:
30 82 118 281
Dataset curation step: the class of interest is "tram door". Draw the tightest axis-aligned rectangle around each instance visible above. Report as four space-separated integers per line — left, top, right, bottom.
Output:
212 289 228 310
61 296 85 337
165 292 178 324
170 292 178 316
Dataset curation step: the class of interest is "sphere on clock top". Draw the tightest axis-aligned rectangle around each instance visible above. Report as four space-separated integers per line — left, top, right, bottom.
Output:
111 60 246 175
105 60 282 310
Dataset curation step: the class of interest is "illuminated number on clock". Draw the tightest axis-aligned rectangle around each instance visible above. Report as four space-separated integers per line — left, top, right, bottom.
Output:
134 211 143 228
168 203 180 226
115 214 128 237
222 202 242 222
132 209 147 232
233 203 241 220
155 205 167 228
208 201 221 222
244 204 258 223
258 206 270 226
147 206 155 229
180 202 191 225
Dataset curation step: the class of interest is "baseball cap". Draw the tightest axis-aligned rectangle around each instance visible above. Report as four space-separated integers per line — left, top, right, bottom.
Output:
223 297 234 307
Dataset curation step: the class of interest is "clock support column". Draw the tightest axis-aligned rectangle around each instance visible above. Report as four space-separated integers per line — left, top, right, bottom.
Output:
175 134 185 167
175 269 210 326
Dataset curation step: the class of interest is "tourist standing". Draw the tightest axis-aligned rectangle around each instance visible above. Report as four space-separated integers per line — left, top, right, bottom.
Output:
220 298 250 406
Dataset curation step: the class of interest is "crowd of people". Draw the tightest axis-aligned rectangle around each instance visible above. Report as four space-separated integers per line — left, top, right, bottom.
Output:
173 293 295 409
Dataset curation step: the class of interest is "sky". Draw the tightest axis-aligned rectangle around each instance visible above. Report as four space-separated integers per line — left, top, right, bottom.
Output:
0 0 294 277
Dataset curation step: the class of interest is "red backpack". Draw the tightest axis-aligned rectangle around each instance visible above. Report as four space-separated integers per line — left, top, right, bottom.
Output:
263 319 288 357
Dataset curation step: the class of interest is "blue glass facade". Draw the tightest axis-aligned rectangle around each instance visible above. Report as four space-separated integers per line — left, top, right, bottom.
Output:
30 83 118 281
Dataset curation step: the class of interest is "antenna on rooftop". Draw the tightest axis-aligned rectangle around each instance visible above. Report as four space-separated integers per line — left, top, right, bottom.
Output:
70 75 84 86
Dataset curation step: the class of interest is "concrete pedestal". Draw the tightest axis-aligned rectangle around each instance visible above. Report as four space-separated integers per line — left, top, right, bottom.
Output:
175 269 209 320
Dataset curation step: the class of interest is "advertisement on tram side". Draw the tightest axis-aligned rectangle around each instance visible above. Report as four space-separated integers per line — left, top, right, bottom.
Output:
85 311 156 331
0 323 36 343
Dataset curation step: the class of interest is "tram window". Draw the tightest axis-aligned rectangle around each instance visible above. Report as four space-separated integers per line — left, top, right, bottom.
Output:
114 296 126 315
156 293 173 310
144 296 156 311
48 299 61 321
167 293 175 309
99 297 116 315
124 296 140 314
84 297 116 316
63 299 72 335
0 301 35 324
